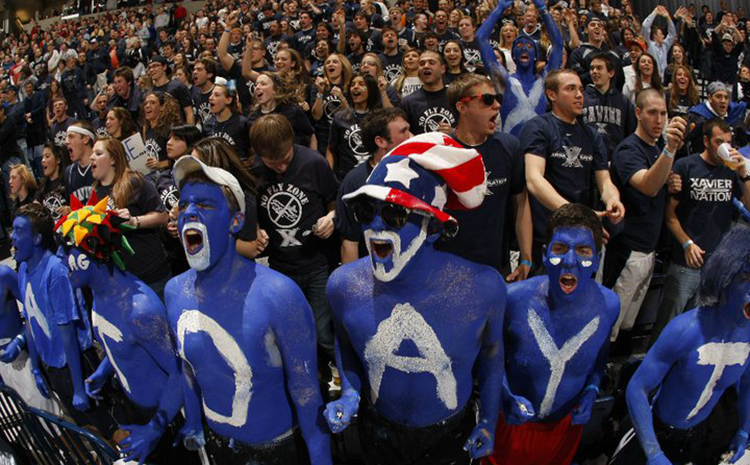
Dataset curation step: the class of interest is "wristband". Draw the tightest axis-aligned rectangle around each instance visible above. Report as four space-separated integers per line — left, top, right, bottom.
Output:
682 239 693 250
662 148 675 159
14 334 25 345
317 93 324 99
584 384 599 394
134 216 141 229
737 430 750 440
519 259 532 267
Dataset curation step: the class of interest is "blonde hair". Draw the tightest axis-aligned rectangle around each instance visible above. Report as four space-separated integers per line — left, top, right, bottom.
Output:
9 165 37 200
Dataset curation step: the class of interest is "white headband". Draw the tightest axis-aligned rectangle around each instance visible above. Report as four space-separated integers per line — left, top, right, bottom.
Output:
66 126 96 141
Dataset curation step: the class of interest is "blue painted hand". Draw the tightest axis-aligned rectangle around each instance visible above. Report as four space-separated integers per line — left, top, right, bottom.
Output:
463 419 495 458
533 0 547 11
118 422 165 464
503 393 535 425
84 370 108 401
570 388 597 425
646 451 673 465
324 389 360 433
72 389 90 411
174 423 206 451
729 430 749 463
32 369 49 398
0 338 22 363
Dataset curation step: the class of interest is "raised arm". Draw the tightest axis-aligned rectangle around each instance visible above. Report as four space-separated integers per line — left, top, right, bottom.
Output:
539 1 563 73
273 280 332 465
218 11 240 72
241 38 261 82
641 8 657 47
477 0 511 91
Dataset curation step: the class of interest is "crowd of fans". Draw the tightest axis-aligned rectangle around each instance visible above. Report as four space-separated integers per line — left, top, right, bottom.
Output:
0 0 749 459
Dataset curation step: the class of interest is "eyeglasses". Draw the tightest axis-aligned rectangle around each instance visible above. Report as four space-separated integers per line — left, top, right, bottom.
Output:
460 92 501 106
352 200 415 230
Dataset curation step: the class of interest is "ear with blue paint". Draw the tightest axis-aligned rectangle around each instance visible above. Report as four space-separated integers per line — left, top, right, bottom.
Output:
230 212 245 235
33 232 42 247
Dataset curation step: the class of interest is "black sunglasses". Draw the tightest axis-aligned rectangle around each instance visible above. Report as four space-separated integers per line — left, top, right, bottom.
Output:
352 200 415 230
460 92 501 106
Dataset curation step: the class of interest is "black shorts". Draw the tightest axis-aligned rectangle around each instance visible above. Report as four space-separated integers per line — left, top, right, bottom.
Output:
206 427 310 465
357 396 476 465
610 414 708 465
43 347 122 439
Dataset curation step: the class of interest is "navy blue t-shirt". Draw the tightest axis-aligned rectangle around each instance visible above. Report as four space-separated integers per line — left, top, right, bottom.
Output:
671 154 743 265
521 113 608 243
202 113 251 158
335 158 374 258
611 133 666 252
328 110 368 181
437 132 525 271
401 87 457 135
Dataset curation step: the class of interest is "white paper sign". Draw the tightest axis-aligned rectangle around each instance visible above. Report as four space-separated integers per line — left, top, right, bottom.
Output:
122 133 154 176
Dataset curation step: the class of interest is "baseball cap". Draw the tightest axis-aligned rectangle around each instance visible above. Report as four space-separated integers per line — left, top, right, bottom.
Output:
173 155 246 214
150 55 168 66
721 33 734 42
707 81 731 96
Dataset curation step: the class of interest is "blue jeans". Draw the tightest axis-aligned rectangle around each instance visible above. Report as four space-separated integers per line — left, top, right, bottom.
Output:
649 263 701 347
288 265 335 356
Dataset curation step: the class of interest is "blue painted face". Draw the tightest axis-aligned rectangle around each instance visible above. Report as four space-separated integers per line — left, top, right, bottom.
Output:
544 226 599 299
65 248 94 289
512 37 537 71
722 263 750 327
361 202 433 283
11 216 37 264
178 182 243 272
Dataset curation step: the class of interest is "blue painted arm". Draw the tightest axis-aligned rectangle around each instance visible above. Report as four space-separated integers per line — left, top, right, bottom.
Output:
274 284 332 465
626 322 686 462
85 357 114 400
733 198 750 222
464 292 506 459
324 336 360 433
500 375 535 424
25 325 49 398
541 7 563 73
729 368 750 463
0 333 26 363
59 323 90 411
119 311 183 464
571 340 609 425
0 266 22 302
177 360 205 450
477 0 511 92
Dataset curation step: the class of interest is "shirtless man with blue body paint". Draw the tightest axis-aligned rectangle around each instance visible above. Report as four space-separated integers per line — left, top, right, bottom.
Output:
165 156 332 465
324 132 506 464
485 203 619 465
611 225 750 465
478 0 563 138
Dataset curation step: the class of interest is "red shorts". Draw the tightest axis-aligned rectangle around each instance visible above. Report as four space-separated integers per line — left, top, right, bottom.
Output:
482 413 583 465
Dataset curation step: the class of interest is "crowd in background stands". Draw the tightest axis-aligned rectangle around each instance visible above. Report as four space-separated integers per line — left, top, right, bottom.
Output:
0 0 749 445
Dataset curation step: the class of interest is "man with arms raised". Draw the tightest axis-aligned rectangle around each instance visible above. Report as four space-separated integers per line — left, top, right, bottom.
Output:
166 156 332 464
325 133 505 463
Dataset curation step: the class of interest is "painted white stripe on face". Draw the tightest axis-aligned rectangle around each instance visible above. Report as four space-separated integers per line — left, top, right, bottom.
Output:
181 221 211 271
364 303 457 409
582 260 592 268
25 283 51 339
92 310 131 393
364 217 429 282
177 310 253 428
528 309 600 418
686 342 750 421
548 257 562 266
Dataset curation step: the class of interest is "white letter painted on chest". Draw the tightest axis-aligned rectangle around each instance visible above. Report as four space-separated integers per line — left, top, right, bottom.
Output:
92 310 130 394
686 342 750 421
528 310 600 418
25 283 50 339
364 303 457 409
177 310 253 428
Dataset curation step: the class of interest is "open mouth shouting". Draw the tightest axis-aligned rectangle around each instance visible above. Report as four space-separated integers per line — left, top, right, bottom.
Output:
744 302 750 320
181 221 211 271
370 238 394 261
560 273 578 294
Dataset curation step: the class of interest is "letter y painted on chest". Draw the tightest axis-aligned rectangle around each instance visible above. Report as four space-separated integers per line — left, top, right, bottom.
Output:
528 310 600 418
687 342 750 421
364 303 457 409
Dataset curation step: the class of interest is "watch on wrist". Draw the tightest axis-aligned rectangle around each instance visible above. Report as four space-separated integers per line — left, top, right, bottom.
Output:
741 173 750 183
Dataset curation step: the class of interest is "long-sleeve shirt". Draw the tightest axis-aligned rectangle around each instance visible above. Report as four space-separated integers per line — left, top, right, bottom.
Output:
642 12 676 82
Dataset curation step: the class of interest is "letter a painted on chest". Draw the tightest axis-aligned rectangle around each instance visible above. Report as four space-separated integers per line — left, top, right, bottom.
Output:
92 310 131 393
686 342 750 421
364 303 457 409
528 310 600 418
25 282 51 339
